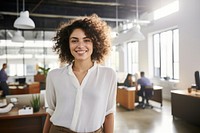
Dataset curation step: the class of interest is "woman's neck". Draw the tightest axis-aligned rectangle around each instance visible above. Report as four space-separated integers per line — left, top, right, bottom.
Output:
72 60 94 85
72 60 94 72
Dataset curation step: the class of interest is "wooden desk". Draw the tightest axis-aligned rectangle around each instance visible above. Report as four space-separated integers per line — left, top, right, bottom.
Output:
116 86 163 110
150 86 163 106
171 90 200 125
9 82 40 95
117 87 136 110
0 106 47 133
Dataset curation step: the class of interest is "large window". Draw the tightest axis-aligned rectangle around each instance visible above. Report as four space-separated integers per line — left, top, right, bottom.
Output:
106 46 119 71
107 42 138 74
0 30 59 77
127 42 138 74
153 29 179 80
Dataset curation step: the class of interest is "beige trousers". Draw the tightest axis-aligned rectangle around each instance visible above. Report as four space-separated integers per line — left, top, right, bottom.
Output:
49 124 104 133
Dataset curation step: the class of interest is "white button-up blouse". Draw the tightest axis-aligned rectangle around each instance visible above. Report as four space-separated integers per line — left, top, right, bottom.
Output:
46 62 117 132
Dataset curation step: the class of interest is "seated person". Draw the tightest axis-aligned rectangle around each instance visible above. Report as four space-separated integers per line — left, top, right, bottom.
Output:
136 71 153 108
123 73 134 87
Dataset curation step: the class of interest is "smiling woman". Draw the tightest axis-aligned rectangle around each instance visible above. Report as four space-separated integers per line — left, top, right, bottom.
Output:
69 28 93 63
53 14 111 64
43 14 117 133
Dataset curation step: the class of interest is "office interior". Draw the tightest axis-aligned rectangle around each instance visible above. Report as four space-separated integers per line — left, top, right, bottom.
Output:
0 0 200 133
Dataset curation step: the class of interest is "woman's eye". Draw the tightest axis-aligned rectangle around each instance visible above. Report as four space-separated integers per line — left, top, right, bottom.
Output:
71 40 78 43
84 39 92 43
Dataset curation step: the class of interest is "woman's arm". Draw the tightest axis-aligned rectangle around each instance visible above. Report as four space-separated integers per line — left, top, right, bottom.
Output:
103 113 114 133
43 113 52 133
43 72 55 133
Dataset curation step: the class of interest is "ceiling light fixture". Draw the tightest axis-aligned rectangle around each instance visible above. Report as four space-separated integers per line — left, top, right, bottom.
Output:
113 0 145 44
112 24 144 44
112 0 121 45
12 30 25 43
130 0 145 41
13 0 35 29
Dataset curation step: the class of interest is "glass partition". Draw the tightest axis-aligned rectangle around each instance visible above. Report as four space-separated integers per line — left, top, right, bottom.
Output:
0 30 59 95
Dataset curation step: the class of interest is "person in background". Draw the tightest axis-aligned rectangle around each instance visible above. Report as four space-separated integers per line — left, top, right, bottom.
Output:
43 14 117 133
0 63 9 97
136 71 152 106
123 73 134 87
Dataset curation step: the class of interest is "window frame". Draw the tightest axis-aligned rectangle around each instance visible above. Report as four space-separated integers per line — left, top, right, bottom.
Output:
153 28 179 80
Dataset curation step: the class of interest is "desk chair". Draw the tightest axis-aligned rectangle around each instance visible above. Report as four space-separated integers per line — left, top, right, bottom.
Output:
137 85 154 109
144 86 154 108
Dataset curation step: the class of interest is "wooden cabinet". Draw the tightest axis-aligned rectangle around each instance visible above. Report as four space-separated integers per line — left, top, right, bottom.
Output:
171 90 200 125
9 82 40 95
117 88 136 110
150 87 163 106
34 74 46 83
0 107 47 133
34 75 46 90
117 86 163 110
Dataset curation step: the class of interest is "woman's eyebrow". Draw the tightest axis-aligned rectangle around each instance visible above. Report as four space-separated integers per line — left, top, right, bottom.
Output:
69 36 90 39
69 37 78 40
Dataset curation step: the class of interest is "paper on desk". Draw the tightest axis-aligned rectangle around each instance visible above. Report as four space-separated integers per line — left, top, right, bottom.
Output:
9 86 17 89
0 99 7 107
125 87 136 91
18 86 25 89
118 86 136 91
18 107 33 115
118 86 125 89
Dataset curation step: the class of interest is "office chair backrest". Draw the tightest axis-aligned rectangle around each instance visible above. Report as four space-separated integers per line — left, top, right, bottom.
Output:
145 86 154 97
138 85 145 96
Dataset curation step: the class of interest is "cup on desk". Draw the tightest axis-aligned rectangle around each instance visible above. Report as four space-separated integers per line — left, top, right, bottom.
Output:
188 88 192 93
10 97 18 104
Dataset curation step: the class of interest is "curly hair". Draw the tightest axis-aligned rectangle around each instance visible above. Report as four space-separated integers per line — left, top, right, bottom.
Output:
53 14 112 64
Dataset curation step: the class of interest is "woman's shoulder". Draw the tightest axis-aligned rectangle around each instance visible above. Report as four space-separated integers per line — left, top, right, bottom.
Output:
97 65 116 75
48 66 68 76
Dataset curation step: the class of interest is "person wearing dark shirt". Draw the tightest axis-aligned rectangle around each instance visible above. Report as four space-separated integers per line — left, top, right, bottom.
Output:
0 63 9 97
137 72 152 87
136 71 152 108
123 73 134 87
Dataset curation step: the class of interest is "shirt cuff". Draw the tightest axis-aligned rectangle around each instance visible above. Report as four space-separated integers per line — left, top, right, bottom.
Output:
106 104 116 116
46 108 54 116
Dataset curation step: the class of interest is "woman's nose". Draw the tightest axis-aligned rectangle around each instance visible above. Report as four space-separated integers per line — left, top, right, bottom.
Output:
77 40 85 46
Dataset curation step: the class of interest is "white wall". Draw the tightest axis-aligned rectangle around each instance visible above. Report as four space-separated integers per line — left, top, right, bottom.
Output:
138 0 200 100
178 0 200 89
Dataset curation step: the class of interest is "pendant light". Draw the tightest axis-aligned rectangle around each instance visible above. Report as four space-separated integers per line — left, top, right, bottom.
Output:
113 0 144 44
114 24 144 44
130 0 145 41
112 0 121 45
13 0 35 29
129 24 145 42
12 30 25 43
12 0 25 43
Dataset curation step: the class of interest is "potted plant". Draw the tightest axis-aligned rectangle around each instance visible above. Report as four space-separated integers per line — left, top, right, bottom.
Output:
30 94 40 112
34 66 50 90
38 66 50 76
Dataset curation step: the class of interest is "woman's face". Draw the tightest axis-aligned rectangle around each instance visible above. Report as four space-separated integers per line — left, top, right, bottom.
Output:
128 76 132 80
69 28 93 62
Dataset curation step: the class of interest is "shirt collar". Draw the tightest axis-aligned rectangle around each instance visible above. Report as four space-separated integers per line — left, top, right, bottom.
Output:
67 61 97 75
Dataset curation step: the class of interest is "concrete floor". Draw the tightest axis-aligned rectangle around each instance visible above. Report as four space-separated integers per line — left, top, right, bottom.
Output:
114 100 200 133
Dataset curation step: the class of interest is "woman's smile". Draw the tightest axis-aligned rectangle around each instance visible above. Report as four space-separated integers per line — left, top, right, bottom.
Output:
75 49 88 55
69 28 93 61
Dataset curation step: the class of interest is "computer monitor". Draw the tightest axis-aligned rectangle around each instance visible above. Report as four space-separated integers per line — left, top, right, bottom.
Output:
194 71 200 90
15 78 26 84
